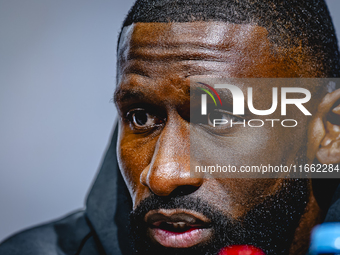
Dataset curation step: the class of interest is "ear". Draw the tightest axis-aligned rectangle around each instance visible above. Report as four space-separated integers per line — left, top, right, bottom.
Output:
307 88 340 164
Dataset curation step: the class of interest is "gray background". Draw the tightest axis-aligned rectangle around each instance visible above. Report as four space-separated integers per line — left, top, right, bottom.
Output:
0 0 339 242
0 0 134 241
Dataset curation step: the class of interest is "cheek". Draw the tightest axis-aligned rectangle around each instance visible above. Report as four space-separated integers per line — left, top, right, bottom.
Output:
211 178 284 218
192 126 276 173
117 123 158 205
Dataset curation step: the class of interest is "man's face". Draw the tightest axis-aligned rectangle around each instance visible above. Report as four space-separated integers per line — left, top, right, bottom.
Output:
115 22 325 254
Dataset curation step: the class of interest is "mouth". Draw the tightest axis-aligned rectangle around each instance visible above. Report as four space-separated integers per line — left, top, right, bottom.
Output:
145 209 213 248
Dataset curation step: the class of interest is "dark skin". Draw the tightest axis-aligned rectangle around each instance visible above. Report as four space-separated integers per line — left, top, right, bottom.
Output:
114 22 340 254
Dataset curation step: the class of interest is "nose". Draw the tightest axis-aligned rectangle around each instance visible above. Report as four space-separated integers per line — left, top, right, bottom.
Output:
140 118 203 196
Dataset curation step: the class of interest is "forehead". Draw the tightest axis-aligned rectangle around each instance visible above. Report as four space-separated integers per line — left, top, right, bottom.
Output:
118 22 269 56
115 21 323 104
117 22 272 79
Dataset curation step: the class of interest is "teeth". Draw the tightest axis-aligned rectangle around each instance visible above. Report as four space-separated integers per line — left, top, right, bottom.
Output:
167 222 187 229
177 222 186 228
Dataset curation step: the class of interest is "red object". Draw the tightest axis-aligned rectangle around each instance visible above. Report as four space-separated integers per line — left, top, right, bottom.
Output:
218 245 266 255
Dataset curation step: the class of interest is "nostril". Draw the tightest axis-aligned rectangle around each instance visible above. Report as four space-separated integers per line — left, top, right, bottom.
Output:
169 185 200 197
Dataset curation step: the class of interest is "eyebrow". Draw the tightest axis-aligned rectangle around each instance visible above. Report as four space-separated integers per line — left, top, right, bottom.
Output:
114 88 147 104
115 80 244 103
114 81 254 119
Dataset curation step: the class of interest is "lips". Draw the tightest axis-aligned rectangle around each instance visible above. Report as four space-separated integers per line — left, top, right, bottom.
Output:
145 209 213 248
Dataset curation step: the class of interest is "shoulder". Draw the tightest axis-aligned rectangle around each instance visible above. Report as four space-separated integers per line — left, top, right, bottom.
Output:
0 210 91 255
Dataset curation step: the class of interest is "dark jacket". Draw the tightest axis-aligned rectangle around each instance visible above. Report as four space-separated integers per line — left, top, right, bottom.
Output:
0 126 339 255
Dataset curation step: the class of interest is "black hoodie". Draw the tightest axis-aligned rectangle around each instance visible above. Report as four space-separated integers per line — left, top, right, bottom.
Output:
0 125 339 255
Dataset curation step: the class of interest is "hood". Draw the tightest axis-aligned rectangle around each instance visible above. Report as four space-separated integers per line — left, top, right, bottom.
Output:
85 124 340 255
86 124 132 255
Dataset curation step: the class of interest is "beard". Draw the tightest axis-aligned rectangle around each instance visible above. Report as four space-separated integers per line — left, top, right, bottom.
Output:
128 178 309 255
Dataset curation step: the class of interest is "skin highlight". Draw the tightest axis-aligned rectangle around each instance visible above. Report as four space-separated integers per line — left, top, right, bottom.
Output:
114 21 339 254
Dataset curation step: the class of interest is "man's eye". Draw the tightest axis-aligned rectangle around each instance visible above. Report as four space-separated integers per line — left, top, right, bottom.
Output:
132 110 149 127
207 110 243 128
127 109 163 130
